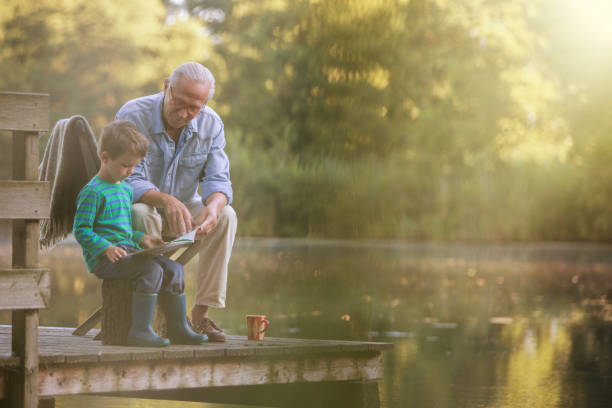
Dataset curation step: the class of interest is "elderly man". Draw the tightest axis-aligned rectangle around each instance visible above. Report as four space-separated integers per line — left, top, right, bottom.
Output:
116 62 237 342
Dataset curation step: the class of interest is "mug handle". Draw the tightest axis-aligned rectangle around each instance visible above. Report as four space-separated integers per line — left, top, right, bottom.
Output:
260 319 270 333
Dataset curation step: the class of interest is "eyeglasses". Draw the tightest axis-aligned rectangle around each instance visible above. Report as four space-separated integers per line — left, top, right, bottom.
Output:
168 86 205 116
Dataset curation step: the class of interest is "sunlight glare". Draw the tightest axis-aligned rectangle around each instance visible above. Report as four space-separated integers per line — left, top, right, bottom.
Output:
565 0 612 52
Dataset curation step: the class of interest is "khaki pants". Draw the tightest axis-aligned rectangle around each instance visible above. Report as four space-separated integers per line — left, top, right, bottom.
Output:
131 202 237 308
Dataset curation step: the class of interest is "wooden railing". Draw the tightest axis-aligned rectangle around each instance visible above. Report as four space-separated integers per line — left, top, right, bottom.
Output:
0 91 51 408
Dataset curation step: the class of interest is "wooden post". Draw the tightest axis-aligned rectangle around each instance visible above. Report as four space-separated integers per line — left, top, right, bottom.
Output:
0 91 50 408
10 131 41 408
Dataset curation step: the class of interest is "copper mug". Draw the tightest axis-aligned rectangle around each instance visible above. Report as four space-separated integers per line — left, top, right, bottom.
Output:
246 315 270 340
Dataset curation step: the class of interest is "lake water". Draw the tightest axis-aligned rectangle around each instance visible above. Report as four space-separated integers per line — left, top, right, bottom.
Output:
2 238 612 407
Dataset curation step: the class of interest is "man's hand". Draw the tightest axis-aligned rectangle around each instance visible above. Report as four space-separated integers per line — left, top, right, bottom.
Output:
194 205 220 236
139 190 193 237
194 192 228 236
140 234 165 249
162 194 194 237
105 245 127 263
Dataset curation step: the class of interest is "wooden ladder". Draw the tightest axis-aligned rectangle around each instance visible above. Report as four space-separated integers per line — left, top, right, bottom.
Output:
0 91 51 408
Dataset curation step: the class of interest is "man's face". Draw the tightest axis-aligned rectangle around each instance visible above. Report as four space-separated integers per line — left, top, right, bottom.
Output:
163 76 210 131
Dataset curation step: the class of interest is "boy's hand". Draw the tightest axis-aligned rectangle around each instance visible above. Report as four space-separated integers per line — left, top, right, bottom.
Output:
140 234 165 249
105 245 127 262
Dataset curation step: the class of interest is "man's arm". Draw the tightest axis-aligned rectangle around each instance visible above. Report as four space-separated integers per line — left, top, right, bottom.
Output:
125 156 159 203
192 119 232 236
199 122 233 205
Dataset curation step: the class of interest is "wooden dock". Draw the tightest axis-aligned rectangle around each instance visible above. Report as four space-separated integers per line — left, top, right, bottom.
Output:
0 326 392 407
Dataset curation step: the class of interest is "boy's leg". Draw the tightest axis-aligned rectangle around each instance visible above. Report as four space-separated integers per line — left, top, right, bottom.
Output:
155 256 185 295
93 254 169 347
128 292 170 347
155 257 207 344
93 254 163 294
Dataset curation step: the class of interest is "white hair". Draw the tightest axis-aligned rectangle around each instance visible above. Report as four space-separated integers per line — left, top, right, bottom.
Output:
168 62 216 102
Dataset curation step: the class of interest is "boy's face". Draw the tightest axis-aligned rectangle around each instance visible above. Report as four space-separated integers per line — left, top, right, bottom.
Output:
100 151 143 183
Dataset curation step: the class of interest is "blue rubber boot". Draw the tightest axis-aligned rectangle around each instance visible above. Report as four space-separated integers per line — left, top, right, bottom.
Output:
127 292 170 347
160 292 208 344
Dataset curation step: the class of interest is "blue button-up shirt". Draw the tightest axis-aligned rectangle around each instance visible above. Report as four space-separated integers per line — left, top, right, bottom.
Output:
116 92 232 207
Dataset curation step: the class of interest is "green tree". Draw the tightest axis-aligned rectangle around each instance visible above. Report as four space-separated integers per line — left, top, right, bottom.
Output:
181 0 570 239
0 0 212 131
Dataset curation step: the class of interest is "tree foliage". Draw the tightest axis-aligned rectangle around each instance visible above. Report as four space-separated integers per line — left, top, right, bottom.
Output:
0 0 212 129
2 0 612 241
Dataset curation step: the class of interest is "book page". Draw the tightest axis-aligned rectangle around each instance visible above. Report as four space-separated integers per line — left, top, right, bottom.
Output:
131 229 197 257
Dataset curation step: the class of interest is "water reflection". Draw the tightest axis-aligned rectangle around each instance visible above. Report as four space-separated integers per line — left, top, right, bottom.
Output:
1 238 611 407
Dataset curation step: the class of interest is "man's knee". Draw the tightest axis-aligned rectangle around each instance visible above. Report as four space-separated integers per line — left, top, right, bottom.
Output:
132 203 162 236
132 203 157 219
218 205 237 230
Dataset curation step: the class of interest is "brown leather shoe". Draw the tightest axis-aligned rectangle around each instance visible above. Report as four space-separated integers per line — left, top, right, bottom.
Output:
188 317 227 342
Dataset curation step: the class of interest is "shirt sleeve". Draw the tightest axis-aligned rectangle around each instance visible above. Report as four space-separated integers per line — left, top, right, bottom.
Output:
73 189 112 259
199 123 233 204
125 157 159 203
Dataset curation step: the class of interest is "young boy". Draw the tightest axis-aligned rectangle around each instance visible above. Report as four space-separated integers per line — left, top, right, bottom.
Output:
73 120 207 346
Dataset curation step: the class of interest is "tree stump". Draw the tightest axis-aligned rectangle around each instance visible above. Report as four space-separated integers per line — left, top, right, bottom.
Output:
101 280 132 345
100 280 166 345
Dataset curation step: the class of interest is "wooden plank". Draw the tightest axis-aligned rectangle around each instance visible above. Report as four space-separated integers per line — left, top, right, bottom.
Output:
36 353 384 397
0 92 49 132
174 241 200 265
71 308 102 336
0 182 50 219
193 347 226 358
0 327 393 359
129 350 164 361
0 269 50 309
38 355 66 365
162 349 196 360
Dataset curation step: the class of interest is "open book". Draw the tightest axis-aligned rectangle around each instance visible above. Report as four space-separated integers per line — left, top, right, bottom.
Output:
131 229 197 257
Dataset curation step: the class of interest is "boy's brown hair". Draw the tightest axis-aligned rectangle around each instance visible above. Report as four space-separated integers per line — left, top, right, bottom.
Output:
98 120 148 159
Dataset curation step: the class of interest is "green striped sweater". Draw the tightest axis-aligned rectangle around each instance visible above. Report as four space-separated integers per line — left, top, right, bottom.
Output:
73 176 144 271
